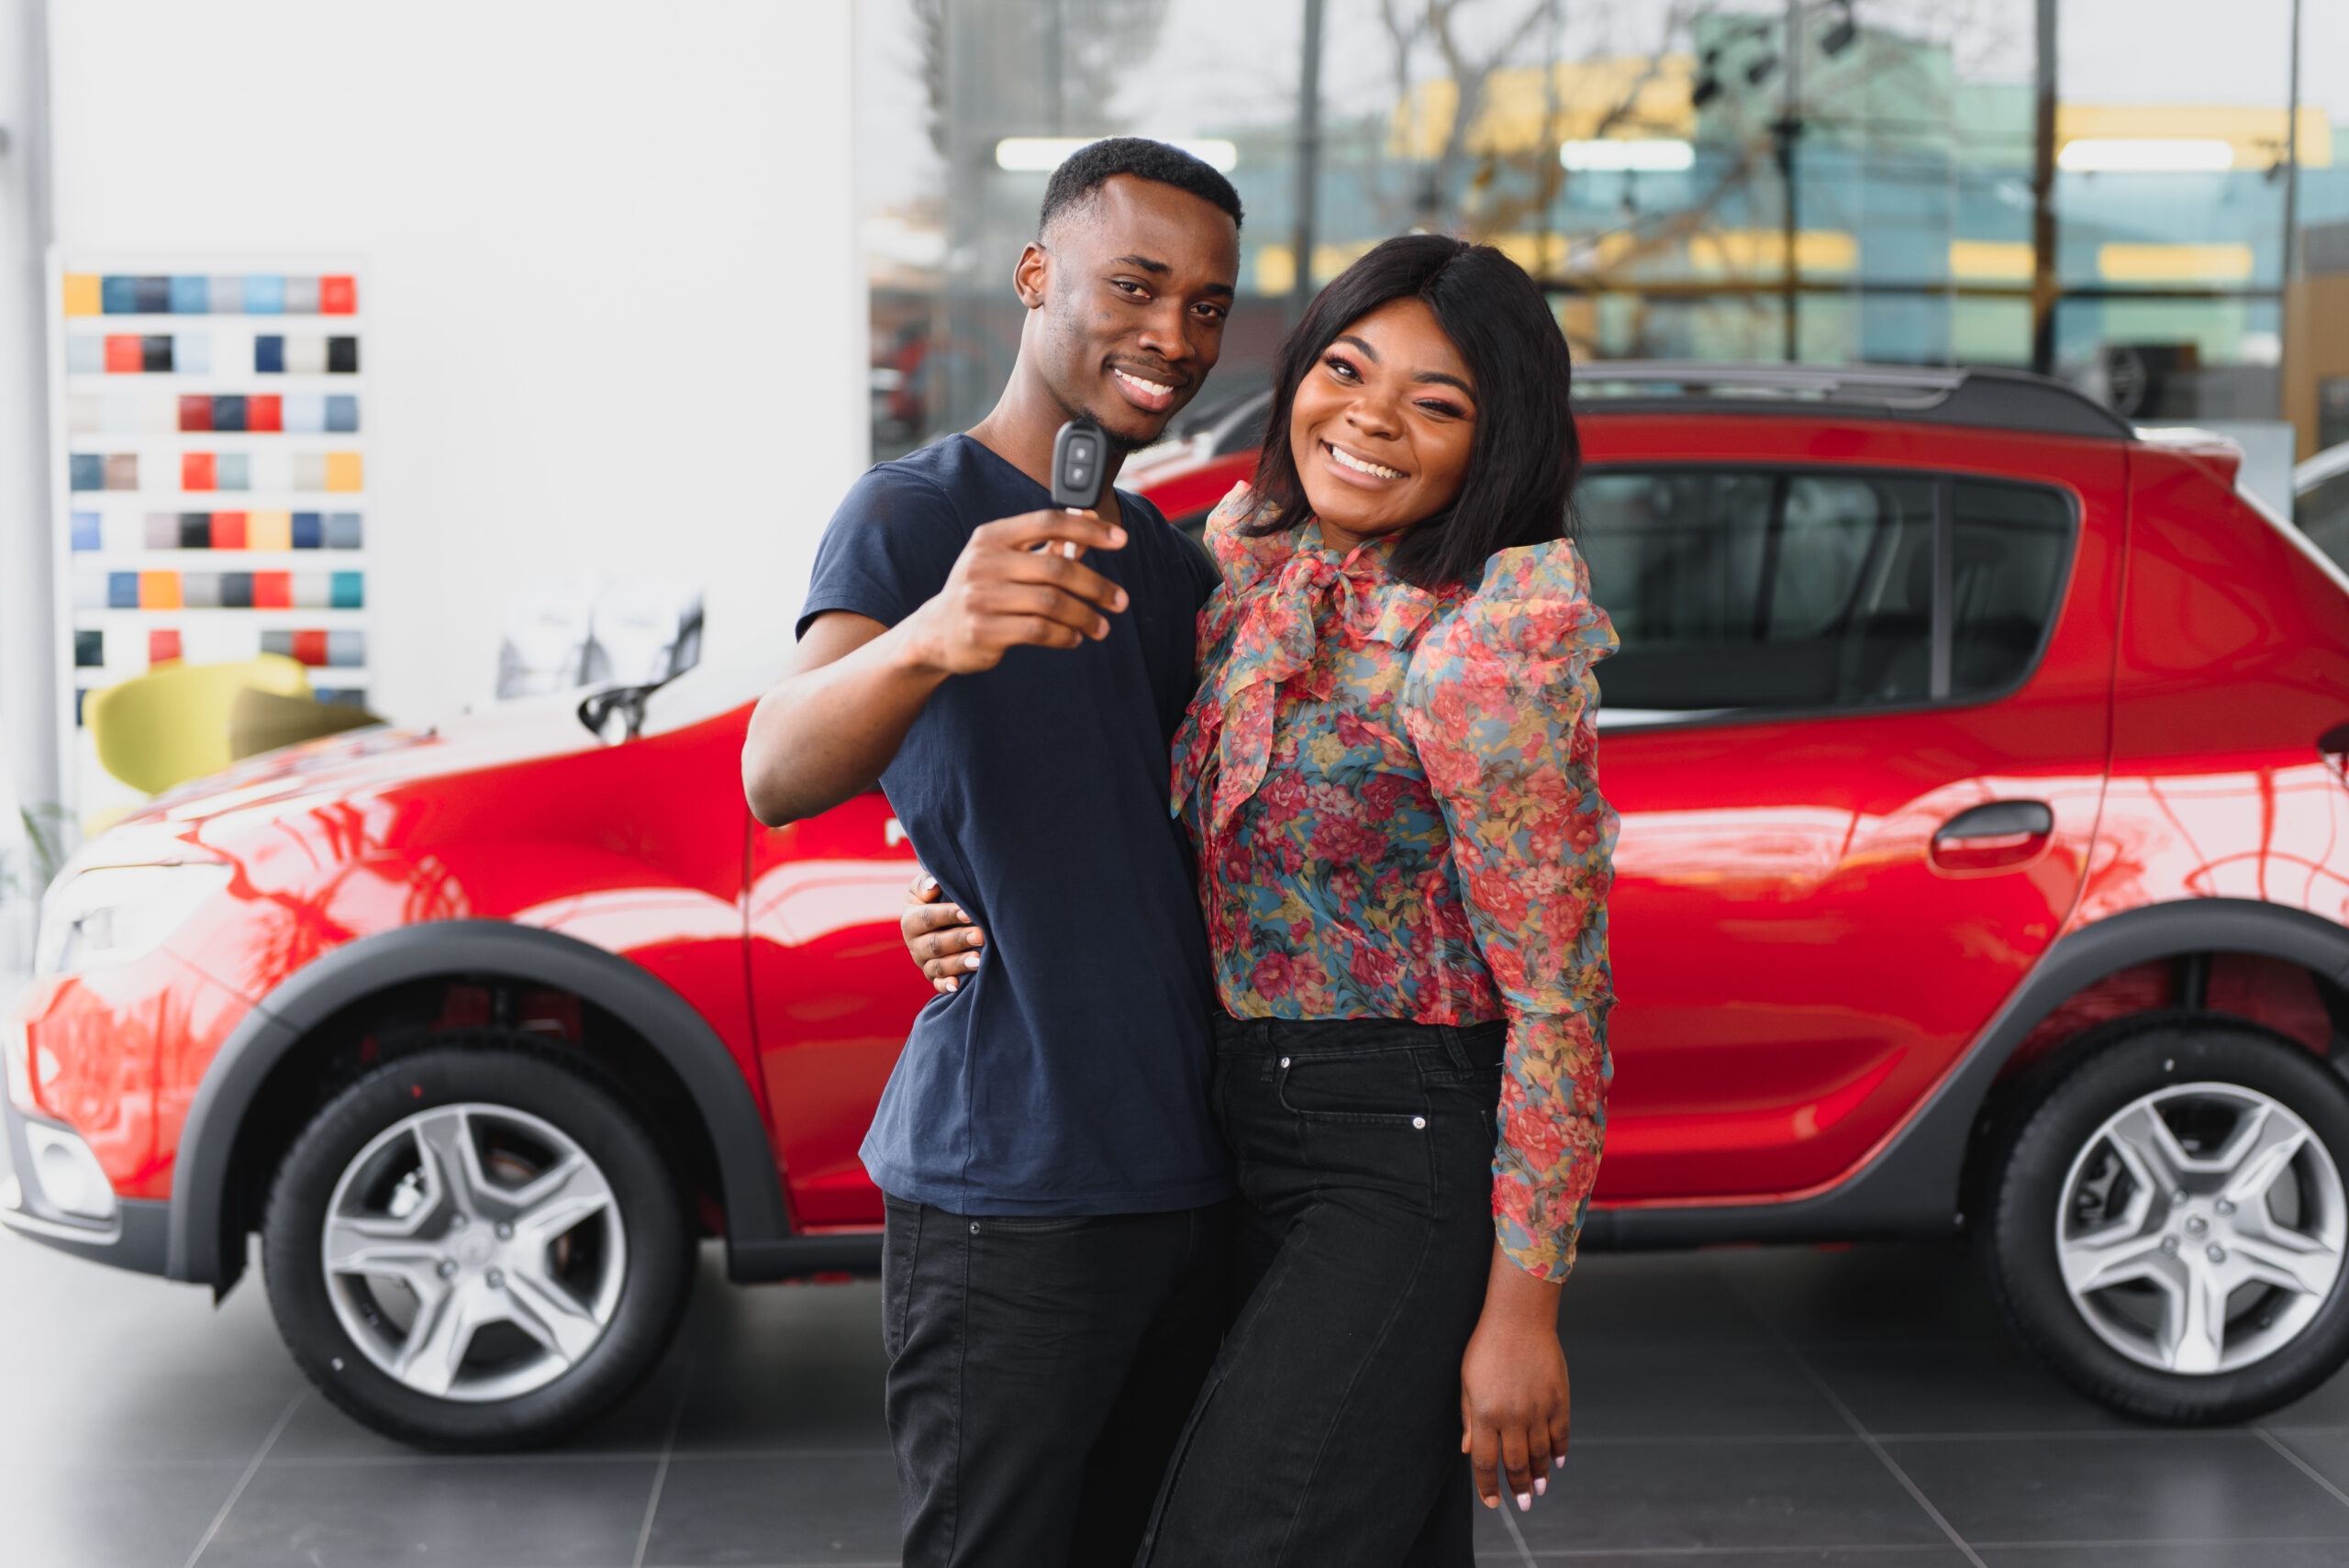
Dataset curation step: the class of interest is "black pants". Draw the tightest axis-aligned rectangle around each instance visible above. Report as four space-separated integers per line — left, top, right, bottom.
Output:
880 1194 1230 1568
1139 1015 1507 1568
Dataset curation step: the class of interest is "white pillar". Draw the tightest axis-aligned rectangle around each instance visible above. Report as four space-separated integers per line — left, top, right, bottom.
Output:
0 0 56 820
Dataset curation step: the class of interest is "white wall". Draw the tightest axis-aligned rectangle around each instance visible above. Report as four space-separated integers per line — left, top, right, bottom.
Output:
42 0 863 727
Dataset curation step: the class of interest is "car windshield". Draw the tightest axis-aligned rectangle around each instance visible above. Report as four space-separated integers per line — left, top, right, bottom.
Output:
2300 466 2349 573
634 617 798 737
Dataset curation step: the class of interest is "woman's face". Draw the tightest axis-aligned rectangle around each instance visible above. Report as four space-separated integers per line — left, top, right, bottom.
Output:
1287 296 1477 550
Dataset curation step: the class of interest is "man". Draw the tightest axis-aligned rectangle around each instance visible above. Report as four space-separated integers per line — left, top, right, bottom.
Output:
741 139 1241 1568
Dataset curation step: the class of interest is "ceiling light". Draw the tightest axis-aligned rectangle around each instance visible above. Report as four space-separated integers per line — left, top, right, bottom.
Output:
1562 140 1696 172
995 138 1239 173
2057 139 2233 172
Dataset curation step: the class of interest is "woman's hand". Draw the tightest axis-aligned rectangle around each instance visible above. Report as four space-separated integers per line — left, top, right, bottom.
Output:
1460 1243 1571 1513
900 871 985 995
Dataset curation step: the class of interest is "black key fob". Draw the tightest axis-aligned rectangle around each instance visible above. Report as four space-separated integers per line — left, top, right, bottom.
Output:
1051 417 1107 511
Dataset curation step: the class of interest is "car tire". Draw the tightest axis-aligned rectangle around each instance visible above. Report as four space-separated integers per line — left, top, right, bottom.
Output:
262 1039 695 1450
1983 1017 2349 1424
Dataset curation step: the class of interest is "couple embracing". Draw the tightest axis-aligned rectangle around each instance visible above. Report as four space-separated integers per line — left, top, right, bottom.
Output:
742 138 1617 1568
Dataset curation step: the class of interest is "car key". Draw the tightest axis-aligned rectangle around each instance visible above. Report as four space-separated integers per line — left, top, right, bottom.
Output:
1051 417 1107 511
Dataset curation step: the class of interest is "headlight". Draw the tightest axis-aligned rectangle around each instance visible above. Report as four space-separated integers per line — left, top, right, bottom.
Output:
34 862 232 976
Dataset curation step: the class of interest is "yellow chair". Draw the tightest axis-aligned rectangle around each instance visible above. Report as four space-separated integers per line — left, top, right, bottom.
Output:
85 655 315 795
228 685 381 760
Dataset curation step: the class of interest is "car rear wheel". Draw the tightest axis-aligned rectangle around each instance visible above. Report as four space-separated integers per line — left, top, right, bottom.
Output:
262 1040 694 1450
1983 1018 2349 1424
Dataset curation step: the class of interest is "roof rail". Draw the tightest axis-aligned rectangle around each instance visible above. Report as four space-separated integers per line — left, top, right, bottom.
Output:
1570 361 2135 439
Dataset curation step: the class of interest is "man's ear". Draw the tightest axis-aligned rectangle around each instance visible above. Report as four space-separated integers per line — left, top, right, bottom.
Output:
1012 241 1051 310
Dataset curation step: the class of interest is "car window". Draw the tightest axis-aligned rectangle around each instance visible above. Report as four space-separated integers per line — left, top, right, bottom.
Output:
1949 480 2072 699
1578 468 2070 723
2300 470 2349 572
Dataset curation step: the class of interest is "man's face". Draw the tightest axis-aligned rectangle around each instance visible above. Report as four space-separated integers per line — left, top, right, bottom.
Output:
1022 175 1241 450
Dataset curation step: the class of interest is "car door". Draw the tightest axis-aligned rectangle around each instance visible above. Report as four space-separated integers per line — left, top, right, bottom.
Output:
746 791 929 1226
1581 437 2125 1205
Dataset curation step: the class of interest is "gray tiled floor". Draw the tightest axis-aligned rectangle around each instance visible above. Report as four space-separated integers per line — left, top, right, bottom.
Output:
7 1232 2349 1568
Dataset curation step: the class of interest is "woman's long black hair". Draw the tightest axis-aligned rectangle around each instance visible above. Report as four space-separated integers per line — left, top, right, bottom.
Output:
1242 233 1579 591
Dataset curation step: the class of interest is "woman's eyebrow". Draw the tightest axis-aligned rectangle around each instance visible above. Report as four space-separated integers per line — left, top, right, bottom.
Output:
1333 333 1472 396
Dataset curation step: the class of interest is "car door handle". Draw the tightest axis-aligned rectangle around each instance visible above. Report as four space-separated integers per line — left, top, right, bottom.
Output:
1933 800 2054 844
1930 799 2054 874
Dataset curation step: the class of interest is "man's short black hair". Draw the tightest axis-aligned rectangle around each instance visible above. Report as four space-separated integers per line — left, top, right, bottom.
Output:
1039 137 1243 238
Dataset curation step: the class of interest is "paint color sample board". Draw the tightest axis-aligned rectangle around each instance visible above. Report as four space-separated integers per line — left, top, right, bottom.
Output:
50 261 371 814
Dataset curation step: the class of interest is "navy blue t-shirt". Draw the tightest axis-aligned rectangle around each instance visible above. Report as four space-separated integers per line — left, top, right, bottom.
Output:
797 434 1230 1216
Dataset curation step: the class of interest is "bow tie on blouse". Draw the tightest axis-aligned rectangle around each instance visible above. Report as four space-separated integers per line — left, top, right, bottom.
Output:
1174 517 1442 834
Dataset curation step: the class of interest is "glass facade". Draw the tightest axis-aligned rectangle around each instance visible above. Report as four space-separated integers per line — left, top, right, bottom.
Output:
857 0 2349 459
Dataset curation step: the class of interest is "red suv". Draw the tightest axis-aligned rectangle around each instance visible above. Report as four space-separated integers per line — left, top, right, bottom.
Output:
12 363 2349 1447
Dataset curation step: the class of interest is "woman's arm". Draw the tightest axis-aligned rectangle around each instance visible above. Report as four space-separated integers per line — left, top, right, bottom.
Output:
1399 542 1619 1508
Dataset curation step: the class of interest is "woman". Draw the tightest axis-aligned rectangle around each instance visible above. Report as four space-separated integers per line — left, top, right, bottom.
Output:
917 234 1614 1564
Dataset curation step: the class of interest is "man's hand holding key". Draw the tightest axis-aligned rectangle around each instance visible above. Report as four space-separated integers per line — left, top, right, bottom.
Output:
901 509 1130 674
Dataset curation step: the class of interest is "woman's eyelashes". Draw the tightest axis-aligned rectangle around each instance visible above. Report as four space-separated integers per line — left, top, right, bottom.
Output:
1321 354 1470 422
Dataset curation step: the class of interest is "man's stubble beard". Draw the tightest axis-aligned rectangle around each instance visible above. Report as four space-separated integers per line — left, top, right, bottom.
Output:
1035 300 1185 456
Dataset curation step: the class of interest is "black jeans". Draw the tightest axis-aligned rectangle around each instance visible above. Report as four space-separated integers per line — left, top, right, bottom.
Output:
880 1195 1230 1568
1138 1013 1507 1568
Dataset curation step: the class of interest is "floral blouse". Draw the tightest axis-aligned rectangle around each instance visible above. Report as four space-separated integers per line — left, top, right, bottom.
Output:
1171 484 1618 1280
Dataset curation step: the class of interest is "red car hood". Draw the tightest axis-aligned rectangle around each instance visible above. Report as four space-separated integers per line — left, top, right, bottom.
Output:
91 695 613 860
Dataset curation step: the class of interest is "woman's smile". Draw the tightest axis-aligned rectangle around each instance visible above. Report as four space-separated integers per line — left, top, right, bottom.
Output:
1319 439 1408 484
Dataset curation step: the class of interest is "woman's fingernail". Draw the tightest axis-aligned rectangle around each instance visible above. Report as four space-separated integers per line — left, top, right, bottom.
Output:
968 929 984 947
1482 1496 1498 1510
1516 1492 1531 1512
1534 1477 1546 1496
1096 618 1110 637
1114 590 1130 610
942 977 957 992
1063 540 1080 561
1553 1455 1565 1469
920 874 937 892
1110 528 1127 546
963 952 981 971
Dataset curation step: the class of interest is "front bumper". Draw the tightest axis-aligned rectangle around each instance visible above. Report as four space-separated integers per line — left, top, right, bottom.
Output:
0 1097 169 1275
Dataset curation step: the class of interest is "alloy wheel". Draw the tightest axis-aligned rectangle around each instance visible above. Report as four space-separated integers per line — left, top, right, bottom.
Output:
321 1101 629 1402
2056 1081 2347 1375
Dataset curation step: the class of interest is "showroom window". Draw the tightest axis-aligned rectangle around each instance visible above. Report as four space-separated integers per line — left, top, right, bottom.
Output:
859 0 2349 464
1578 468 2072 721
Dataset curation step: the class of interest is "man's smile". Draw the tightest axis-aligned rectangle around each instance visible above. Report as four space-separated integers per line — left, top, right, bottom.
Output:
1112 365 1181 413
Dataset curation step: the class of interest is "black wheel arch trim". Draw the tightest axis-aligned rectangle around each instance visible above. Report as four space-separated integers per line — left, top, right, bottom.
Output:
1584 898 2349 1251
166 919 791 1288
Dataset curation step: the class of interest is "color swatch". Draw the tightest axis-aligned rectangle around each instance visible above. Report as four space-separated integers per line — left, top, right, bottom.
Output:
64 273 358 317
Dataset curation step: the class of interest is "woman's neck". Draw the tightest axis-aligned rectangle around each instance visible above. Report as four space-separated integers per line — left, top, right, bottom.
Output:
1313 517 1403 558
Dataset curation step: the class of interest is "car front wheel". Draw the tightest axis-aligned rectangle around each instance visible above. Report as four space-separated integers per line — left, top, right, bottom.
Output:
1984 1018 2349 1424
262 1040 694 1450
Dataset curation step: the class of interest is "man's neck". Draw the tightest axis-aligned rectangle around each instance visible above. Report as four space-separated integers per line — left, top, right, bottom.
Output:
966 366 1128 516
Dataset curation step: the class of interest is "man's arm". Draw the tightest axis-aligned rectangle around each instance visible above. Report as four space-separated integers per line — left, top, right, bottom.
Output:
742 507 1130 827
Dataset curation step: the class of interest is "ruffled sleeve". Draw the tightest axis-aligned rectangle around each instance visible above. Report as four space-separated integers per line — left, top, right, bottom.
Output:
1399 539 1619 1281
